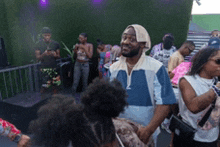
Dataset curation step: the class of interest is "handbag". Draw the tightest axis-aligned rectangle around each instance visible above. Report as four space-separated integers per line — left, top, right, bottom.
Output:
169 115 196 142
169 98 217 142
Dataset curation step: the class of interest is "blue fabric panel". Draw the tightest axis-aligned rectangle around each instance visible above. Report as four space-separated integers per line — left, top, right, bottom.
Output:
116 70 152 106
115 70 127 89
156 66 176 104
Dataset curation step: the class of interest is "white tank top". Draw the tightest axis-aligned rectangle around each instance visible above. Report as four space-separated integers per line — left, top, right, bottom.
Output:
77 48 89 62
178 75 219 142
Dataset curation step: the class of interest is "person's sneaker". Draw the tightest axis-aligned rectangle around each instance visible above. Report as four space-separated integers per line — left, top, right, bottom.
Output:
161 121 171 134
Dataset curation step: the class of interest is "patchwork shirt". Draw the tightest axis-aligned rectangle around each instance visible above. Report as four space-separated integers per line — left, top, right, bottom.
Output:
109 53 176 126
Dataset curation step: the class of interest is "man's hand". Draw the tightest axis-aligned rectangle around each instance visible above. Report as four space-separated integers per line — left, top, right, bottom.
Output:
137 126 153 144
79 44 87 51
216 82 220 88
42 50 48 56
51 50 57 57
74 44 79 53
17 135 30 147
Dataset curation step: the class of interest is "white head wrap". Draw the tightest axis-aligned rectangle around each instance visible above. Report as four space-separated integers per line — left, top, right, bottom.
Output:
121 24 151 52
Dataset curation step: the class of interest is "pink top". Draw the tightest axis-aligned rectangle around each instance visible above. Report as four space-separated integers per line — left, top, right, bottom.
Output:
105 51 111 58
171 62 191 85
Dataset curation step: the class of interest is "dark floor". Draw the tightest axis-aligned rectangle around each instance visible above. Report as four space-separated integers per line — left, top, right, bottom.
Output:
0 130 171 147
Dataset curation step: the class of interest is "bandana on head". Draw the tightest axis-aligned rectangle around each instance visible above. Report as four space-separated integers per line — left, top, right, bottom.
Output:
122 24 151 52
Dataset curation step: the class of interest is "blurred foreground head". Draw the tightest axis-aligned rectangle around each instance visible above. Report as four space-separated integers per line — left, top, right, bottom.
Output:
29 78 128 147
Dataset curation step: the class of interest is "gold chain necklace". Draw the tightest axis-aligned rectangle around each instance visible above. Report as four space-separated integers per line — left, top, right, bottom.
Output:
126 62 135 68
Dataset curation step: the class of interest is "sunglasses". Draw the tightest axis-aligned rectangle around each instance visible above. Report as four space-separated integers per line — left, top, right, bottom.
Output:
187 47 194 53
210 58 220 65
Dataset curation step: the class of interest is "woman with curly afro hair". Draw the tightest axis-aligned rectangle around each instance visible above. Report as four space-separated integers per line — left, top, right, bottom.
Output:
29 78 128 147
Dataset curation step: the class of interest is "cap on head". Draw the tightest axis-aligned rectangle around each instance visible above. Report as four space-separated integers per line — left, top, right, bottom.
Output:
41 27 51 34
208 37 220 49
123 24 151 51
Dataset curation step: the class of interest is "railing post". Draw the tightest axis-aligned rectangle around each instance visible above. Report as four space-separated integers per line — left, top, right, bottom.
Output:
3 72 8 99
33 64 40 92
9 71 14 96
0 91 2 101
19 69 24 93
29 66 34 92
14 70 19 94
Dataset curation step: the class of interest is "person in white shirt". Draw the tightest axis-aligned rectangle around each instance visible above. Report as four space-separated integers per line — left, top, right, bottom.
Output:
172 47 220 147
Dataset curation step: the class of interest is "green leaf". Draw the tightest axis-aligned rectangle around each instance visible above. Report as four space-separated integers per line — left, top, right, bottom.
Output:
61 41 75 63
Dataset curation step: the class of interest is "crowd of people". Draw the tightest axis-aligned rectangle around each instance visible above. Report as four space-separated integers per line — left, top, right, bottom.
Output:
2 26 220 147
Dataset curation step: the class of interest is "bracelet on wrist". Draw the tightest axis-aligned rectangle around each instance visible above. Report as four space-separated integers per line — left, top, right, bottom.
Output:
13 134 22 143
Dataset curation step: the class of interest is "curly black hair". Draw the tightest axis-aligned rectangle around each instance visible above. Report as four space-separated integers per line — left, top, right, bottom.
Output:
188 47 219 76
29 78 128 147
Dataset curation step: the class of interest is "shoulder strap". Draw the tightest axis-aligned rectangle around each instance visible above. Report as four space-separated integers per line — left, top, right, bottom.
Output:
198 98 217 127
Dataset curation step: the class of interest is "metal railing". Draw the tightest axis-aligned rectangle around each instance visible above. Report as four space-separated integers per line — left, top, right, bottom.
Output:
0 57 72 101
185 31 211 61
0 63 41 100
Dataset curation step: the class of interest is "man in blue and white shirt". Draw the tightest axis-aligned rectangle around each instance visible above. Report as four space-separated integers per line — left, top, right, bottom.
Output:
109 24 176 145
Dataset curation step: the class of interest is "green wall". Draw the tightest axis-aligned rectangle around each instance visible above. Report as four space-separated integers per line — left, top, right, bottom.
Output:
1 0 193 66
192 14 220 32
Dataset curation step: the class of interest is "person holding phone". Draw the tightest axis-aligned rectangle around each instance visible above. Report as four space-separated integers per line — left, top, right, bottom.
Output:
72 33 93 97
35 27 61 92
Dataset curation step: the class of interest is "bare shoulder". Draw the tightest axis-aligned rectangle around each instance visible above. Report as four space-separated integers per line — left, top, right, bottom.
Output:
179 77 196 100
87 43 93 47
179 77 187 88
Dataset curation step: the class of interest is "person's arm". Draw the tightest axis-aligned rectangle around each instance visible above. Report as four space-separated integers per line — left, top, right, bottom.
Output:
50 49 60 59
179 78 217 114
55 49 60 58
169 72 175 79
0 118 30 146
88 44 94 58
80 44 93 58
51 42 61 59
35 50 47 61
73 44 79 59
137 105 171 144
168 57 179 75
104 52 111 64
97 48 101 54
17 135 30 147
137 66 176 144
104 57 110 64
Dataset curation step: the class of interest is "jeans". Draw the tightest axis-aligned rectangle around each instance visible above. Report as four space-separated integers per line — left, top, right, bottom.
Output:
72 61 89 95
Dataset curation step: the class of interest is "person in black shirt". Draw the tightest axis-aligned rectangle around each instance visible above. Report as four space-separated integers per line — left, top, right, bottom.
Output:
35 27 61 92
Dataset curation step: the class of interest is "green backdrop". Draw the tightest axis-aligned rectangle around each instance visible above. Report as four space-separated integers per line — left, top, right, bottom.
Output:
192 14 220 32
1 0 193 66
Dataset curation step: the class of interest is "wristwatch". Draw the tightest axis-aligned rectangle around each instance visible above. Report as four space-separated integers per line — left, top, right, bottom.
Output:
13 134 22 143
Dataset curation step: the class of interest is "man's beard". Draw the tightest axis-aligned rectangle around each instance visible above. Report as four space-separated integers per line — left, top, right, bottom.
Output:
122 45 141 58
